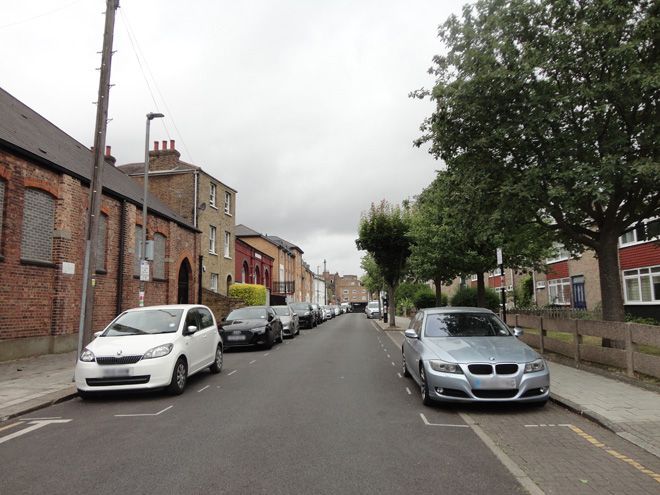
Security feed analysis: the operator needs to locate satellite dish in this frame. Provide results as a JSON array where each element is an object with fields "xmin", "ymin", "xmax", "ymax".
[{"xmin": 198, "ymin": 203, "xmax": 206, "ymax": 211}]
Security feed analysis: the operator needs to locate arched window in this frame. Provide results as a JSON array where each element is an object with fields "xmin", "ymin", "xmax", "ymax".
[
  {"xmin": 21, "ymin": 188, "xmax": 55, "ymax": 263},
  {"xmin": 242, "ymin": 261, "xmax": 250, "ymax": 283},
  {"xmin": 254, "ymin": 265, "xmax": 261, "ymax": 285},
  {"xmin": 153, "ymin": 232, "xmax": 166, "ymax": 279}
]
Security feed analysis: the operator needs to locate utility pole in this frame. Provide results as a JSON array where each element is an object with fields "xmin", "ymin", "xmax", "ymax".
[{"xmin": 77, "ymin": 0, "xmax": 120, "ymax": 357}]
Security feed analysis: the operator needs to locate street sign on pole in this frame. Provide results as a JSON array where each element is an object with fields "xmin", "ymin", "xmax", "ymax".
[{"xmin": 140, "ymin": 260, "xmax": 150, "ymax": 282}]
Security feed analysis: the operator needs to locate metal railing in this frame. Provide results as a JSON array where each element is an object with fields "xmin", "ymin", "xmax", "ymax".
[{"xmin": 273, "ymin": 281, "xmax": 295, "ymax": 295}]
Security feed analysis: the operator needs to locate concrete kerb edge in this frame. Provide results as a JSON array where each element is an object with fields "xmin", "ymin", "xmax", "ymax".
[{"xmin": 0, "ymin": 386, "xmax": 78, "ymax": 422}]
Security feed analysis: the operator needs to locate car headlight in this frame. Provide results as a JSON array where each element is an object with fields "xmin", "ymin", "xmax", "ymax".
[
  {"xmin": 253, "ymin": 326, "xmax": 266, "ymax": 334},
  {"xmin": 524, "ymin": 358, "xmax": 546, "ymax": 373},
  {"xmin": 428, "ymin": 359, "xmax": 463, "ymax": 374},
  {"xmin": 80, "ymin": 348, "xmax": 95, "ymax": 362},
  {"xmin": 144, "ymin": 343, "xmax": 174, "ymax": 359}
]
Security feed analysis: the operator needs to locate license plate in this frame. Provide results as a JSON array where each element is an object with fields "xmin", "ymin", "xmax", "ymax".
[
  {"xmin": 102, "ymin": 367, "xmax": 132, "ymax": 378},
  {"xmin": 227, "ymin": 335, "xmax": 246, "ymax": 341},
  {"xmin": 474, "ymin": 377, "xmax": 516, "ymax": 389}
]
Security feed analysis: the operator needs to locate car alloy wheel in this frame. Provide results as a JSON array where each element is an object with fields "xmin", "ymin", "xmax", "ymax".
[
  {"xmin": 419, "ymin": 365, "xmax": 432, "ymax": 406},
  {"xmin": 209, "ymin": 345, "xmax": 223, "ymax": 374},
  {"xmin": 166, "ymin": 358, "xmax": 187, "ymax": 395},
  {"xmin": 402, "ymin": 351, "xmax": 411, "ymax": 377}
]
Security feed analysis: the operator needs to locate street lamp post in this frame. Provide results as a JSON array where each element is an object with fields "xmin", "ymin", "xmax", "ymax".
[{"xmin": 139, "ymin": 112, "xmax": 164, "ymax": 306}]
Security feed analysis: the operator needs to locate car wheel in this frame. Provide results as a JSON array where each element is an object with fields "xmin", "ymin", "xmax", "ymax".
[
  {"xmin": 419, "ymin": 364, "xmax": 433, "ymax": 406},
  {"xmin": 264, "ymin": 330, "xmax": 274, "ymax": 350},
  {"xmin": 77, "ymin": 389, "xmax": 95, "ymax": 400},
  {"xmin": 166, "ymin": 358, "xmax": 187, "ymax": 395},
  {"xmin": 276, "ymin": 328, "xmax": 283, "ymax": 344},
  {"xmin": 402, "ymin": 350, "xmax": 411, "ymax": 377},
  {"xmin": 209, "ymin": 344, "xmax": 223, "ymax": 374}
]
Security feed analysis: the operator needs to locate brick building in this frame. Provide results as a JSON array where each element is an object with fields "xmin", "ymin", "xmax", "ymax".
[
  {"xmin": 235, "ymin": 237, "xmax": 274, "ymax": 288},
  {"xmin": 117, "ymin": 141, "xmax": 237, "ymax": 295},
  {"xmin": 0, "ymin": 87, "xmax": 200, "ymax": 361}
]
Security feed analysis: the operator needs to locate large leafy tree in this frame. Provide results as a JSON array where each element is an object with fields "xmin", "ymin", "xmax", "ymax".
[
  {"xmin": 356, "ymin": 200, "xmax": 412, "ymax": 326},
  {"xmin": 413, "ymin": 0, "xmax": 660, "ymax": 321},
  {"xmin": 409, "ymin": 169, "xmax": 554, "ymax": 308}
]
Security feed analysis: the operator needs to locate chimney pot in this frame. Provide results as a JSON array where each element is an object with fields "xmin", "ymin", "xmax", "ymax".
[
  {"xmin": 105, "ymin": 145, "xmax": 111, "ymax": 155},
  {"xmin": 154, "ymin": 141, "xmax": 159, "ymax": 151},
  {"xmin": 162, "ymin": 140, "xmax": 167, "ymax": 150},
  {"xmin": 170, "ymin": 139, "xmax": 175, "ymax": 149}
]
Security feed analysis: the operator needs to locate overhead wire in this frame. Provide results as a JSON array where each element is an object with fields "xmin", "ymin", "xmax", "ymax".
[{"xmin": 117, "ymin": 4, "xmax": 196, "ymax": 166}]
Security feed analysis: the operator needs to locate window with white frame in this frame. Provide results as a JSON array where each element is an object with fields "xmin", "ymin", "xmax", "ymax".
[
  {"xmin": 209, "ymin": 226, "xmax": 216, "ymax": 254},
  {"xmin": 224, "ymin": 231, "xmax": 230, "ymax": 258},
  {"xmin": 548, "ymin": 278, "xmax": 571, "ymax": 305},
  {"xmin": 623, "ymin": 266, "xmax": 660, "ymax": 303},
  {"xmin": 224, "ymin": 191, "xmax": 231, "ymax": 215},
  {"xmin": 620, "ymin": 218, "xmax": 660, "ymax": 247},
  {"xmin": 471, "ymin": 274, "xmax": 478, "ymax": 281},
  {"xmin": 547, "ymin": 244, "xmax": 570, "ymax": 264},
  {"xmin": 210, "ymin": 183, "xmax": 217, "ymax": 208},
  {"xmin": 210, "ymin": 273, "xmax": 218, "ymax": 292}
]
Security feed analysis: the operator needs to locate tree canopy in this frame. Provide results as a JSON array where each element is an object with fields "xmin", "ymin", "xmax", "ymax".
[{"xmin": 412, "ymin": 0, "xmax": 660, "ymax": 321}]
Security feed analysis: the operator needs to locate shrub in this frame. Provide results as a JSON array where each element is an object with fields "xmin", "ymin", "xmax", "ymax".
[
  {"xmin": 228, "ymin": 284, "xmax": 267, "ymax": 306},
  {"xmin": 450, "ymin": 286, "xmax": 500, "ymax": 312},
  {"xmin": 413, "ymin": 288, "xmax": 437, "ymax": 309}
]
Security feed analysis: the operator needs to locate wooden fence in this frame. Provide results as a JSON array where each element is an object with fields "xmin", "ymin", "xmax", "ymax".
[{"xmin": 510, "ymin": 314, "xmax": 660, "ymax": 379}]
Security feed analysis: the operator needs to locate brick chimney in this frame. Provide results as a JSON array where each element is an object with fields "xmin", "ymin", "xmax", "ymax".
[
  {"xmin": 103, "ymin": 145, "xmax": 116, "ymax": 166},
  {"xmin": 148, "ymin": 138, "xmax": 181, "ymax": 171}
]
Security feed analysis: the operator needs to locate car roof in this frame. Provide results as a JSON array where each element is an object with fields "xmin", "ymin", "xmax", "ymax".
[
  {"xmin": 420, "ymin": 307, "xmax": 495, "ymax": 315},
  {"xmin": 124, "ymin": 304, "xmax": 205, "ymax": 312}
]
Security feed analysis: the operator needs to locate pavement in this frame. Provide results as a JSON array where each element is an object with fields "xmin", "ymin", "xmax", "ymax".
[{"xmin": 1, "ymin": 315, "xmax": 660, "ymax": 461}]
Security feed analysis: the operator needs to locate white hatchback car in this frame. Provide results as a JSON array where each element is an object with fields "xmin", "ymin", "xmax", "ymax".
[{"xmin": 75, "ymin": 304, "xmax": 223, "ymax": 398}]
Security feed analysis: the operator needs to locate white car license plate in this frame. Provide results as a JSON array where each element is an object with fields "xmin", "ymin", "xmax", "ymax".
[
  {"xmin": 102, "ymin": 367, "xmax": 132, "ymax": 378},
  {"xmin": 475, "ymin": 377, "xmax": 516, "ymax": 389},
  {"xmin": 227, "ymin": 335, "xmax": 246, "ymax": 341}
]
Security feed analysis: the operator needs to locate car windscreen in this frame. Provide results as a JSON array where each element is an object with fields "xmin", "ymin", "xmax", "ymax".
[
  {"xmin": 103, "ymin": 309, "xmax": 183, "ymax": 336},
  {"xmin": 273, "ymin": 307, "xmax": 291, "ymax": 316},
  {"xmin": 424, "ymin": 313, "xmax": 511, "ymax": 337},
  {"xmin": 227, "ymin": 307, "xmax": 267, "ymax": 320},
  {"xmin": 290, "ymin": 303, "xmax": 308, "ymax": 310}
]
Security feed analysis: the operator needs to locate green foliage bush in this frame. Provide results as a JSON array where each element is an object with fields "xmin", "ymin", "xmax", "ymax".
[
  {"xmin": 228, "ymin": 284, "xmax": 267, "ymax": 306},
  {"xmin": 449, "ymin": 286, "xmax": 500, "ymax": 312},
  {"xmin": 626, "ymin": 314, "xmax": 660, "ymax": 326},
  {"xmin": 413, "ymin": 288, "xmax": 438, "ymax": 309}
]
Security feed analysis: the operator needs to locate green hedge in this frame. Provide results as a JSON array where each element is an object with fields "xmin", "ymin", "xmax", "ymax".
[{"xmin": 228, "ymin": 284, "xmax": 267, "ymax": 306}]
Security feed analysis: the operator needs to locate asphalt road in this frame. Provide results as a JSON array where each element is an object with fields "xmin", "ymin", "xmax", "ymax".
[{"xmin": 2, "ymin": 313, "xmax": 660, "ymax": 494}]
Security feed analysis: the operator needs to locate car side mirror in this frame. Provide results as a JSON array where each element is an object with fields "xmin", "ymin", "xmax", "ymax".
[
  {"xmin": 404, "ymin": 329, "xmax": 419, "ymax": 340},
  {"xmin": 513, "ymin": 327, "xmax": 524, "ymax": 338},
  {"xmin": 186, "ymin": 325, "xmax": 198, "ymax": 334},
  {"xmin": 221, "ymin": 317, "xmax": 227, "ymax": 322},
  {"xmin": 94, "ymin": 331, "xmax": 103, "ymax": 339},
  {"xmin": 292, "ymin": 312, "xmax": 298, "ymax": 317}
]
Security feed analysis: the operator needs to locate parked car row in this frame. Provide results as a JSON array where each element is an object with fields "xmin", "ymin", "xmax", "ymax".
[{"xmin": 75, "ymin": 302, "xmax": 339, "ymax": 398}]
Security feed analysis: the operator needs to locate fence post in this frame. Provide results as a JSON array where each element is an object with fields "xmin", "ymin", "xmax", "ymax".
[
  {"xmin": 539, "ymin": 316, "xmax": 545, "ymax": 354},
  {"xmin": 573, "ymin": 319, "xmax": 580, "ymax": 363}
]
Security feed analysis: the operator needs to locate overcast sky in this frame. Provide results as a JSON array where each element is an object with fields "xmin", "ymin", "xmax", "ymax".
[{"xmin": 2, "ymin": 0, "xmax": 465, "ymax": 277}]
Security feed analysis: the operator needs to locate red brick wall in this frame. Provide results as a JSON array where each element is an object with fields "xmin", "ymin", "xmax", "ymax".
[{"xmin": 0, "ymin": 148, "xmax": 200, "ymax": 360}]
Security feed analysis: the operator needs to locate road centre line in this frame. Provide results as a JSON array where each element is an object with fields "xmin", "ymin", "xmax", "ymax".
[
  {"xmin": 115, "ymin": 406, "xmax": 173, "ymax": 417},
  {"xmin": 228, "ymin": 370, "xmax": 237, "ymax": 376},
  {"xmin": 197, "ymin": 385, "xmax": 210, "ymax": 393},
  {"xmin": 249, "ymin": 360, "xmax": 256, "ymax": 364},
  {"xmin": 0, "ymin": 419, "xmax": 72, "ymax": 445}
]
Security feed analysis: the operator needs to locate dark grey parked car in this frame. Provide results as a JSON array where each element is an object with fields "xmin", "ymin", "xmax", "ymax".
[
  {"xmin": 219, "ymin": 306, "xmax": 283, "ymax": 349},
  {"xmin": 402, "ymin": 307, "xmax": 550, "ymax": 406}
]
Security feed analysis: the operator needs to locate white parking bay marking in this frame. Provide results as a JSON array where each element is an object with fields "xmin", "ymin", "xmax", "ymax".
[
  {"xmin": 198, "ymin": 385, "xmax": 210, "ymax": 393},
  {"xmin": 0, "ymin": 419, "xmax": 72, "ymax": 445},
  {"xmin": 115, "ymin": 405, "xmax": 173, "ymax": 417},
  {"xmin": 228, "ymin": 370, "xmax": 237, "ymax": 376},
  {"xmin": 420, "ymin": 413, "xmax": 469, "ymax": 428}
]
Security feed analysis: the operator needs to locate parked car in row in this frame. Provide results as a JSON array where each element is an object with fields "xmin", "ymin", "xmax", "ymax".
[
  {"xmin": 220, "ymin": 305, "xmax": 283, "ymax": 349},
  {"xmin": 365, "ymin": 301, "xmax": 380, "ymax": 319},
  {"xmin": 290, "ymin": 302, "xmax": 316, "ymax": 328},
  {"xmin": 273, "ymin": 305, "xmax": 300, "ymax": 338},
  {"xmin": 402, "ymin": 307, "xmax": 550, "ymax": 406},
  {"xmin": 311, "ymin": 303, "xmax": 323, "ymax": 325},
  {"xmin": 322, "ymin": 305, "xmax": 334, "ymax": 320},
  {"xmin": 75, "ymin": 304, "xmax": 223, "ymax": 398}
]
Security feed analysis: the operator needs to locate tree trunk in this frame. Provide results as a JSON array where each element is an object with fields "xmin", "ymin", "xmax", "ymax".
[
  {"xmin": 434, "ymin": 276, "xmax": 443, "ymax": 307},
  {"xmin": 596, "ymin": 233, "xmax": 626, "ymax": 322},
  {"xmin": 477, "ymin": 273, "xmax": 486, "ymax": 308},
  {"xmin": 388, "ymin": 283, "xmax": 396, "ymax": 328}
]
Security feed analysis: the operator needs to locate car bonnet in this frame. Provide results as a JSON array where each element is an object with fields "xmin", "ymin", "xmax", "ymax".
[{"xmin": 424, "ymin": 336, "xmax": 541, "ymax": 364}]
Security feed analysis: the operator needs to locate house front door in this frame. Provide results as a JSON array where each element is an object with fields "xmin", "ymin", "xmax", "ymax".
[{"xmin": 572, "ymin": 275, "xmax": 586, "ymax": 309}]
